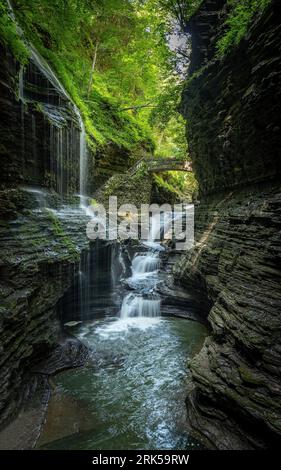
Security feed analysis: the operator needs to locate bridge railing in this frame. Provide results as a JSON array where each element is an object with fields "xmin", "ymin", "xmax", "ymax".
[{"xmin": 128, "ymin": 157, "xmax": 193, "ymax": 175}]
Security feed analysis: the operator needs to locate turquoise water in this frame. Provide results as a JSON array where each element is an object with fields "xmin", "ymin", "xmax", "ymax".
[{"xmin": 38, "ymin": 315, "xmax": 207, "ymax": 450}]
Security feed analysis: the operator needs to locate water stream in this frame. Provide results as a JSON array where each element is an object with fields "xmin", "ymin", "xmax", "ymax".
[
  {"xmin": 9, "ymin": 0, "xmax": 207, "ymax": 450},
  {"xmin": 13, "ymin": 0, "xmax": 88, "ymax": 202},
  {"xmin": 37, "ymin": 216, "xmax": 207, "ymax": 450},
  {"xmin": 38, "ymin": 317, "xmax": 206, "ymax": 450}
]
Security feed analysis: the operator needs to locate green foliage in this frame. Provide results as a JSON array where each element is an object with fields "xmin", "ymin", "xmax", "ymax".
[
  {"xmin": 150, "ymin": 77, "xmax": 182, "ymax": 129},
  {"xmin": 154, "ymin": 173, "xmax": 179, "ymax": 197},
  {"xmin": 11, "ymin": 0, "xmax": 163, "ymax": 149},
  {"xmin": 1, "ymin": 0, "xmax": 200, "ymax": 196},
  {"xmin": 217, "ymin": 0, "xmax": 271, "ymax": 56},
  {"xmin": 149, "ymin": 75, "xmax": 189, "ymax": 161},
  {"xmin": 154, "ymin": 115, "xmax": 188, "ymax": 160},
  {"xmin": 0, "ymin": 0, "xmax": 28, "ymax": 62},
  {"xmin": 153, "ymin": 170, "xmax": 198, "ymax": 201},
  {"xmin": 146, "ymin": 1, "xmax": 208, "ymax": 163},
  {"xmin": 7, "ymin": 0, "xmax": 202, "ymax": 159}
]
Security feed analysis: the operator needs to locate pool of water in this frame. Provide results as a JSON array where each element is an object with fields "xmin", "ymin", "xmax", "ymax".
[{"xmin": 37, "ymin": 315, "xmax": 207, "ymax": 450}]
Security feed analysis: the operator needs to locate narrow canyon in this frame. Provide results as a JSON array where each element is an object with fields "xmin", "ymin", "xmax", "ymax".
[{"xmin": 0, "ymin": 0, "xmax": 280, "ymax": 451}]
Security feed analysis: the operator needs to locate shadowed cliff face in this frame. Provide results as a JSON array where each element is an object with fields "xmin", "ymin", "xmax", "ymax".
[
  {"xmin": 182, "ymin": 0, "xmax": 281, "ymax": 195},
  {"xmin": 0, "ymin": 38, "xmax": 92, "ymax": 431},
  {"xmin": 177, "ymin": 0, "xmax": 281, "ymax": 449}
]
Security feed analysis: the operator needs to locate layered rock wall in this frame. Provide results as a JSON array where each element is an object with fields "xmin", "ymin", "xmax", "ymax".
[
  {"xmin": 0, "ymin": 42, "xmax": 87, "ymax": 196},
  {"xmin": 177, "ymin": 0, "xmax": 281, "ymax": 449},
  {"xmin": 0, "ymin": 37, "xmax": 90, "ymax": 429}
]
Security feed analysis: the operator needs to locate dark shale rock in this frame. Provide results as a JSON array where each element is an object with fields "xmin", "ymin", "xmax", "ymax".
[
  {"xmin": 0, "ymin": 15, "xmax": 147, "ymax": 433},
  {"xmin": 0, "ymin": 33, "xmax": 92, "ymax": 430},
  {"xmin": 0, "ymin": 41, "xmax": 86, "ymax": 195},
  {"xmin": 0, "ymin": 192, "xmax": 90, "ymax": 430},
  {"xmin": 187, "ymin": 0, "xmax": 228, "ymax": 75},
  {"xmin": 0, "ymin": 335, "xmax": 89, "ymax": 450},
  {"xmin": 94, "ymin": 163, "xmax": 153, "ymax": 208},
  {"xmin": 182, "ymin": 0, "xmax": 281, "ymax": 195},
  {"xmin": 177, "ymin": 0, "xmax": 281, "ymax": 449}
]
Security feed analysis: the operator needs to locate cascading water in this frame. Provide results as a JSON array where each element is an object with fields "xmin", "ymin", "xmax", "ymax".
[
  {"xmin": 120, "ymin": 214, "xmax": 164, "ymax": 320},
  {"xmin": 131, "ymin": 253, "xmax": 160, "ymax": 277},
  {"xmin": 38, "ymin": 208, "xmax": 207, "ymax": 450},
  {"xmin": 10, "ymin": 0, "xmax": 88, "ymax": 203},
  {"xmin": 77, "ymin": 111, "xmax": 88, "ymax": 209},
  {"xmin": 120, "ymin": 293, "xmax": 161, "ymax": 318}
]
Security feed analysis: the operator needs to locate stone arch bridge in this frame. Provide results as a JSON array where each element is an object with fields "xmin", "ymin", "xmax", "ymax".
[{"xmin": 130, "ymin": 158, "xmax": 193, "ymax": 175}]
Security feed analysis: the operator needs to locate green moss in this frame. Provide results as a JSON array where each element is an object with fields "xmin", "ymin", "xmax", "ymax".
[
  {"xmin": 29, "ymin": 237, "xmax": 49, "ymax": 248},
  {"xmin": 8, "ymin": 0, "xmax": 155, "ymax": 152},
  {"xmin": 46, "ymin": 210, "xmax": 79, "ymax": 259},
  {"xmin": 0, "ymin": 0, "xmax": 29, "ymax": 63},
  {"xmin": 96, "ymin": 163, "xmax": 152, "ymax": 207},
  {"xmin": 239, "ymin": 365, "xmax": 263, "ymax": 385},
  {"xmin": 153, "ymin": 171, "xmax": 198, "ymax": 202},
  {"xmin": 153, "ymin": 174, "xmax": 179, "ymax": 197},
  {"xmin": 216, "ymin": 0, "xmax": 272, "ymax": 57}
]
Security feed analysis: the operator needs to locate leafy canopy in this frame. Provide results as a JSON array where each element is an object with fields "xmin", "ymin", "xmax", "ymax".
[
  {"xmin": 7, "ymin": 0, "xmax": 206, "ymax": 159},
  {"xmin": 1, "ymin": 0, "xmax": 206, "ymax": 196}
]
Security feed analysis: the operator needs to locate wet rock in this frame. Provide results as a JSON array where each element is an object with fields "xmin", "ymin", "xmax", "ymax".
[
  {"xmin": 178, "ymin": 0, "xmax": 281, "ymax": 449},
  {"xmin": 0, "ymin": 335, "xmax": 89, "ymax": 450},
  {"xmin": 0, "ymin": 199, "xmax": 90, "ymax": 429}
]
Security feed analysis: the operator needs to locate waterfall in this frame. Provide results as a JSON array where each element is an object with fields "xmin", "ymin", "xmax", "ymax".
[
  {"xmin": 119, "ymin": 210, "xmax": 188, "ymax": 320},
  {"xmin": 131, "ymin": 253, "xmax": 160, "ymax": 279},
  {"xmin": 120, "ymin": 213, "xmax": 164, "ymax": 320},
  {"xmin": 118, "ymin": 249, "xmax": 127, "ymax": 280},
  {"xmin": 77, "ymin": 113, "xmax": 88, "ymax": 209},
  {"xmin": 78, "ymin": 250, "xmax": 90, "ymax": 318},
  {"xmin": 22, "ymin": 187, "xmax": 48, "ymax": 210},
  {"xmin": 149, "ymin": 213, "xmax": 161, "ymax": 242},
  {"xmin": 9, "ymin": 0, "xmax": 88, "ymax": 202},
  {"xmin": 19, "ymin": 66, "xmax": 24, "ymax": 101},
  {"xmin": 121, "ymin": 293, "xmax": 160, "ymax": 319}
]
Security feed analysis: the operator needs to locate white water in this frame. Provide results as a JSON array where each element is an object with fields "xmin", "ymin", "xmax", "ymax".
[
  {"xmin": 9, "ymin": 0, "xmax": 88, "ymax": 205},
  {"xmin": 18, "ymin": 66, "xmax": 24, "ymax": 101},
  {"xmin": 77, "ymin": 111, "xmax": 88, "ymax": 210},
  {"xmin": 121, "ymin": 293, "xmax": 161, "ymax": 319},
  {"xmin": 21, "ymin": 186, "xmax": 49, "ymax": 210},
  {"xmin": 95, "ymin": 316, "xmax": 162, "ymax": 337},
  {"xmin": 118, "ymin": 250, "xmax": 127, "ymax": 280},
  {"xmin": 120, "ymin": 214, "xmax": 163, "ymax": 320},
  {"xmin": 131, "ymin": 253, "xmax": 160, "ymax": 278},
  {"xmin": 120, "ymin": 210, "xmax": 189, "ymax": 321}
]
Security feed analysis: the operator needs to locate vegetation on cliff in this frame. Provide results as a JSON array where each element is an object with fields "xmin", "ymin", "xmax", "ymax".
[
  {"xmin": 0, "ymin": 0, "xmax": 28, "ymax": 61},
  {"xmin": 0, "ymin": 0, "xmax": 206, "ymax": 198},
  {"xmin": 0, "ymin": 0, "xmax": 272, "ymax": 199},
  {"xmin": 217, "ymin": 0, "xmax": 272, "ymax": 56},
  {"xmin": 1, "ymin": 0, "xmax": 193, "ymax": 160}
]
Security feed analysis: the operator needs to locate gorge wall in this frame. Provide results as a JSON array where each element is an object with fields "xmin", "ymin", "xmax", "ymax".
[
  {"xmin": 176, "ymin": 0, "xmax": 281, "ymax": 449},
  {"xmin": 0, "ymin": 41, "xmax": 89, "ymax": 195},
  {"xmin": 0, "ymin": 37, "xmax": 92, "ymax": 433}
]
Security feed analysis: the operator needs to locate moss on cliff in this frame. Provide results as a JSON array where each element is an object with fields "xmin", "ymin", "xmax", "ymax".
[
  {"xmin": 153, "ymin": 172, "xmax": 198, "ymax": 203},
  {"xmin": 6, "ymin": 0, "xmax": 164, "ymax": 153},
  {"xmin": 217, "ymin": 0, "xmax": 272, "ymax": 56},
  {"xmin": 46, "ymin": 210, "xmax": 80, "ymax": 260},
  {"xmin": 94, "ymin": 163, "xmax": 152, "ymax": 208},
  {"xmin": 0, "ymin": 0, "xmax": 28, "ymax": 62}
]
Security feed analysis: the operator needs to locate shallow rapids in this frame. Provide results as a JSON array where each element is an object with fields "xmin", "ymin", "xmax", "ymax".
[{"xmin": 37, "ymin": 316, "xmax": 207, "ymax": 450}]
